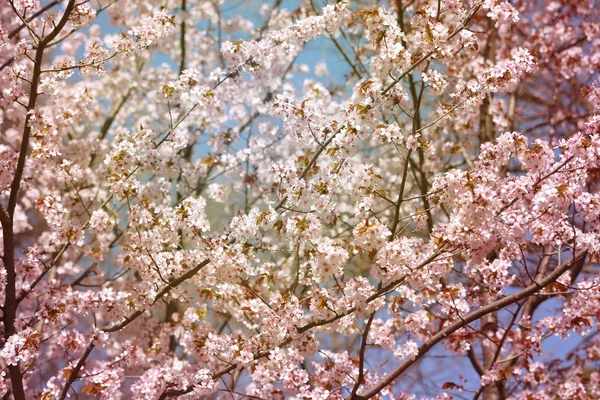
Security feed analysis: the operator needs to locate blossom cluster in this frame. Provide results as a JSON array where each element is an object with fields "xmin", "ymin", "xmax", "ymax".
[{"xmin": 0, "ymin": 0, "xmax": 599, "ymax": 399}]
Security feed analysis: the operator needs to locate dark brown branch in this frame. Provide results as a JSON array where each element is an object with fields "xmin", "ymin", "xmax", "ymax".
[
  {"xmin": 178, "ymin": 0, "xmax": 187, "ymax": 74},
  {"xmin": 0, "ymin": 1, "xmax": 62, "ymax": 73},
  {"xmin": 2, "ymin": 3, "xmax": 77, "ymax": 399},
  {"xmin": 8, "ymin": 1, "xmax": 61, "ymax": 39},
  {"xmin": 468, "ymin": 347, "xmax": 485, "ymax": 376},
  {"xmin": 8, "ymin": 0, "xmax": 76, "ymax": 217},
  {"xmin": 0, "ymin": 204, "xmax": 24, "ymax": 399},
  {"xmin": 102, "ymin": 258, "xmax": 211, "ymax": 332},
  {"xmin": 58, "ymin": 340, "xmax": 96, "ymax": 400},
  {"xmin": 354, "ymin": 250, "xmax": 588, "ymax": 399},
  {"xmin": 350, "ymin": 312, "xmax": 376, "ymax": 397}
]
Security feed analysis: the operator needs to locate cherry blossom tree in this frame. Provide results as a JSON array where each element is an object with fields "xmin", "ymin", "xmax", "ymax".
[{"xmin": 1, "ymin": 0, "xmax": 599, "ymax": 399}]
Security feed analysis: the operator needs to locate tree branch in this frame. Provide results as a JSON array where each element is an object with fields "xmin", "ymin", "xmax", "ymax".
[{"xmin": 354, "ymin": 250, "xmax": 588, "ymax": 399}]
